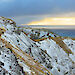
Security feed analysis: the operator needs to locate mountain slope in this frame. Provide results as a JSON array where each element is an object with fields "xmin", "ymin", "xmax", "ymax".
[
  {"xmin": 0, "ymin": 17, "xmax": 52, "ymax": 75},
  {"xmin": 0, "ymin": 17, "xmax": 75, "ymax": 75}
]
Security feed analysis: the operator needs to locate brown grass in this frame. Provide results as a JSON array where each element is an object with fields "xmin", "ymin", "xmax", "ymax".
[{"xmin": 51, "ymin": 37, "xmax": 73, "ymax": 55}]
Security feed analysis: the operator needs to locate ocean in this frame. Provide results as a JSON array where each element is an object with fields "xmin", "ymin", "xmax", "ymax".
[{"xmin": 50, "ymin": 29, "xmax": 75, "ymax": 38}]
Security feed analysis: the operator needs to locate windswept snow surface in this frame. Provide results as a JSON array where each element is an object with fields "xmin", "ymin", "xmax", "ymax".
[
  {"xmin": 63, "ymin": 39, "xmax": 75, "ymax": 62},
  {"xmin": 0, "ymin": 17, "xmax": 51, "ymax": 75},
  {"xmin": 0, "ymin": 17, "xmax": 75, "ymax": 75},
  {"xmin": 36, "ymin": 38, "xmax": 75, "ymax": 75}
]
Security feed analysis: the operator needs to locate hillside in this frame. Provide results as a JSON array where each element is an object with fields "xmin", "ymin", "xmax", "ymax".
[{"xmin": 0, "ymin": 17, "xmax": 75, "ymax": 75}]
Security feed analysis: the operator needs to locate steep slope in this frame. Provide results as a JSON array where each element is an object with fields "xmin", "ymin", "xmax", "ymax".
[
  {"xmin": 0, "ymin": 17, "xmax": 75, "ymax": 75},
  {"xmin": 63, "ymin": 39, "xmax": 75, "ymax": 62},
  {"xmin": 52, "ymin": 37, "xmax": 73, "ymax": 55},
  {"xmin": 0, "ymin": 17, "xmax": 51, "ymax": 75},
  {"xmin": 22, "ymin": 25, "xmax": 75, "ymax": 75},
  {"xmin": 0, "ymin": 38, "xmax": 24, "ymax": 75},
  {"xmin": 36, "ymin": 38, "xmax": 75, "ymax": 75}
]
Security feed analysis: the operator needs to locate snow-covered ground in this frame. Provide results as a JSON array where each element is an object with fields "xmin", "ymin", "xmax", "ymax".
[
  {"xmin": 63, "ymin": 39, "xmax": 75, "ymax": 62},
  {"xmin": 0, "ymin": 17, "xmax": 75, "ymax": 75},
  {"xmin": 36, "ymin": 38, "xmax": 75, "ymax": 75}
]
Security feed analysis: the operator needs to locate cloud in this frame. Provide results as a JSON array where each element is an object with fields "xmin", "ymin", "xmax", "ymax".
[
  {"xmin": 13, "ymin": 15, "xmax": 46, "ymax": 24},
  {"xmin": 0, "ymin": 0, "xmax": 75, "ymax": 17},
  {"xmin": 27, "ymin": 17, "xmax": 75, "ymax": 25},
  {"xmin": 12, "ymin": 12, "xmax": 75, "ymax": 25},
  {"xmin": 0, "ymin": 0, "xmax": 75, "ymax": 24}
]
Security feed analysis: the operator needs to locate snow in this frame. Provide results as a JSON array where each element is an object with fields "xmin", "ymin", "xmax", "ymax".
[
  {"xmin": 63, "ymin": 39, "xmax": 75, "ymax": 54},
  {"xmin": 63, "ymin": 39, "xmax": 75, "ymax": 62},
  {"xmin": 36, "ymin": 38, "xmax": 75, "ymax": 75},
  {"xmin": 0, "ymin": 43, "xmax": 24, "ymax": 75},
  {"xmin": 0, "ymin": 17, "xmax": 75, "ymax": 75}
]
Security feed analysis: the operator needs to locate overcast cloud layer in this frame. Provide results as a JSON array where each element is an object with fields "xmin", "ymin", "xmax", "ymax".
[{"xmin": 0, "ymin": 0, "xmax": 75, "ymax": 24}]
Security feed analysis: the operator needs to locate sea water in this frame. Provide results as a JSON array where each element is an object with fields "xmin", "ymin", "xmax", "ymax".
[{"xmin": 50, "ymin": 29, "xmax": 75, "ymax": 38}]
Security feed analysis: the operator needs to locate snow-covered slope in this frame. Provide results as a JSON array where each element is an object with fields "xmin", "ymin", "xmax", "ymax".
[
  {"xmin": 0, "ymin": 17, "xmax": 75, "ymax": 75},
  {"xmin": 0, "ymin": 17, "xmax": 51, "ymax": 75},
  {"xmin": 63, "ymin": 39, "xmax": 75, "ymax": 62},
  {"xmin": 36, "ymin": 38, "xmax": 75, "ymax": 75},
  {"xmin": 23, "ymin": 28, "xmax": 59, "ymax": 40},
  {"xmin": 0, "ymin": 40, "xmax": 24, "ymax": 75}
]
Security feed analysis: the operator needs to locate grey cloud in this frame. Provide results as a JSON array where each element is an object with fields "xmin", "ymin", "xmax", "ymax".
[{"xmin": 0, "ymin": 0, "xmax": 75, "ymax": 17}]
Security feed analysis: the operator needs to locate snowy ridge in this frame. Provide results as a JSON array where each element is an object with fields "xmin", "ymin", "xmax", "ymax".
[
  {"xmin": 36, "ymin": 38, "xmax": 75, "ymax": 75},
  {"xmin": 23, "ymin": 28, "xmax": 59, "ymax": 40},
  {"xmin": 0, "ymin": 17, "xmax": 75, "ymax": 75}
]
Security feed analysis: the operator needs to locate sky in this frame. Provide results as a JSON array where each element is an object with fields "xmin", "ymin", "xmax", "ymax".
[{"xmin": 0, "ymin": 0, "xmax": 75, "ymax": 25}]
